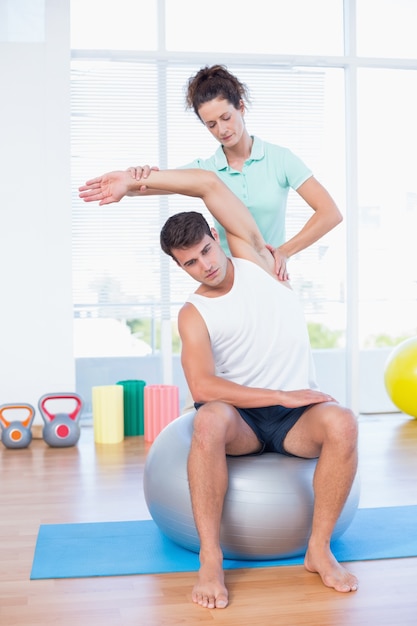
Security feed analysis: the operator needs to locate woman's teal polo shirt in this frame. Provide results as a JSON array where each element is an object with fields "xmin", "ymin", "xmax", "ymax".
[{"xmin": 182, "ymin": 136, "xmax": 312, "ymax": 252}]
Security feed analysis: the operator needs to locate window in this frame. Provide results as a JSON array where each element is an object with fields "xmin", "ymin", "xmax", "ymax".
[
  {"xmin": 71, "ymin": 59, "xmax": 346, "ymax": 354},
  {"xmin": 357, "ymin": 68, "xmax": 417, "ymax": 348},
  {"xmin": 70, "ymin": 0, "xmax": 158, "ymax": 50},
  {"xmin": 357, "ymin": 0, "xmax": 417, "ymax": 59},
  {"xmin": 165, "ymin": 0, "xmax": 344, "ymax": 56},
  {"xmin": 71, "ymin": 0, "xmax": 417, "ymax": 367}
]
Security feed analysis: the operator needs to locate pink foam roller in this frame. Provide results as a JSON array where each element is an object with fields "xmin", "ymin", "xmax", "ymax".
[{"xmin": 144, "ymin": 385, "xmax": 180, "ymax": 443}]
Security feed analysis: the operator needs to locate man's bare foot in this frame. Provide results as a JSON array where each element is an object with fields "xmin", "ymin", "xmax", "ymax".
[
  {"xmin": 192, "ymin": 552, "xmax": 228, "ymax": 609},
  {"xmin": 304, "ymin": 544, "xmax": 358, "ymax": 593}
]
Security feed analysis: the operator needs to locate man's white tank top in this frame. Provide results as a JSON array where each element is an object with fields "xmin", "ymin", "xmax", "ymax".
[{"xmin": 186, "ymin": 257, "xmax": 318, "ymax": 392}]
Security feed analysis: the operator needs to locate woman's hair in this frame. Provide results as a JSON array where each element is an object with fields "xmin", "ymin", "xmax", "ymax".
[
  {"xmin": 185, "ymin": 64, "xmax": 250, "ymax": 119},
  {"xmin": 160, "ymin": 211, "xmax": 214, "ymax": 261}
]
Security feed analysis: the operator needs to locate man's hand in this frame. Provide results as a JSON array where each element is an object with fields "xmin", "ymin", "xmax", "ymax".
[
  {"xmin": 126, "ymin": 164, "xmax": 159, "ymax": 192},
  {"xmin": 279, "ymin": 389, "xmax": 337, "ymax": 408},
  {"xmin": 79, "ymin": 170, "xmax": 132, "ymax": 206}
]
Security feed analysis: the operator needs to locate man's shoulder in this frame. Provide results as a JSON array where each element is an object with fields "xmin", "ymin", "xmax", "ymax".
[
  {"xmin": 178, "ymin": 300, "xmax": 202, "ymax": 324},
  {"xmin": 180, "ymin": 297, "xmax": 199, "ymax": 310},
  {"xmin": 231, "ymin": 256, "xmax": 273, "ymax": 279},
  {"xmin": 231, "ymin": 255, "xmax": 270, "ymax": 270},
  {"xmin": 232, "ymin": 256, "xmax": 292, "ymax": 291}
]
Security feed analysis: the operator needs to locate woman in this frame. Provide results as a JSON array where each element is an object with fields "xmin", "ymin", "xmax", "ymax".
[{"xmin": 129, "ymin": 64, "xmax": 342, "ymax": 281}]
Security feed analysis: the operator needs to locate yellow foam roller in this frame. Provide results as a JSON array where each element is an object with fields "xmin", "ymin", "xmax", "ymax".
[{"xmin": 92, "ymin": 385, "xmax": 124, "ymax": 443}]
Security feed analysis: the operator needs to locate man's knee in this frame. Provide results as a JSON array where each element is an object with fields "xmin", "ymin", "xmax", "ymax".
[
  {"xmin": 325, "ymin": 405, "xmax": 358, "ymax": 447},
  {"xmin": 193, "ymin": 401, "xmax": 236, "ymax": 443}
]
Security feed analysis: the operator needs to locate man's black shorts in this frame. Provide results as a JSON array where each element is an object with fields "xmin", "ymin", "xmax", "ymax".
[{"xmin": 194, "ymin": 402, "xmax": 312, "ymax": 457}]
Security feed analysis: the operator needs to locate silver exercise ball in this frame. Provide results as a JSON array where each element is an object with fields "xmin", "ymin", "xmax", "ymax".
[{"xmin": 143, "ymin": 410, "xmax": 360, "ymax": 560}]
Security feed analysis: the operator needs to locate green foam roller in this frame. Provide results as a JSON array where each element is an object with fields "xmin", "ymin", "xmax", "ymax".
[{"xmin": 116, "ymin": 380, "xmax": 146, "ymax": 436}]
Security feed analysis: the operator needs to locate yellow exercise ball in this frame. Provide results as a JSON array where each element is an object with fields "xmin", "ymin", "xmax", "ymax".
[{"xmin": 384, "ymin": 336, "xmax": 417, "ymax": 418}]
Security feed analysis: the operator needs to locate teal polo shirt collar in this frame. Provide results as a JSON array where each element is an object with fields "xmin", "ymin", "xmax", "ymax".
[{"xmin": 213, "ymin": 136, "xmax": 265, "ymax": 171}]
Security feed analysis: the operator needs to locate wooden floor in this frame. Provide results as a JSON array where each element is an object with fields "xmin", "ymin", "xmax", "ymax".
[{"xmin": 1, "ymin": 412, "xmax": 417, "ymax": 626}]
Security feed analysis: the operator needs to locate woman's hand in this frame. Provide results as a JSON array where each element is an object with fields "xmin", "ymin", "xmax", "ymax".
[
  {"xmin": 265, "ymin": 244, "xmax": 289, "ymax": 281},
  {"xmin": 126, "ymin": 164, "xmax": 159, "ymax": 192}
]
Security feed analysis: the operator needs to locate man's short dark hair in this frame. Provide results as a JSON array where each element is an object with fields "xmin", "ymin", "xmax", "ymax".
[{"xmin": 160, "ymin": 211, "xmax": 214, "ymax": 261}]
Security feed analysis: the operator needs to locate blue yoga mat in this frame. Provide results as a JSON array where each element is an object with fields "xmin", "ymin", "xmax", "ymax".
[{"xmin": 30, "ymin": 505, "xmax": 417, "ymax": 580}]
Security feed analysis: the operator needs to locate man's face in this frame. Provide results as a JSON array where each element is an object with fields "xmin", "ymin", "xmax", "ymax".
[{"xmin": 172, "ymin": 231, "xmax": 228, "ymax": 288}]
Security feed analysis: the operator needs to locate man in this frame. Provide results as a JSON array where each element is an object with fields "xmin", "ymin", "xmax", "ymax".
[{"xmin": 79, "ymin": 168, "xmax": 358, "ymax": 609}]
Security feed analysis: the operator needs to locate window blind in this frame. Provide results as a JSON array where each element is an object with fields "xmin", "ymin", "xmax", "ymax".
[{"xmin": 71, "ymin": 60, "xmax": 346, "ymax": 343}]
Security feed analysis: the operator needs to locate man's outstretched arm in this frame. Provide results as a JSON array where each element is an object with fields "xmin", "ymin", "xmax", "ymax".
[{"xmin": 79, "ymin": 168, "xmax": 274, "ymax": 271}]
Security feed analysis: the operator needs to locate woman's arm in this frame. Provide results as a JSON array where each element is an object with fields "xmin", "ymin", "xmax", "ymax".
[{"xmin": 273, "ymin": 176, "xmax": 342, "ymax": 279}]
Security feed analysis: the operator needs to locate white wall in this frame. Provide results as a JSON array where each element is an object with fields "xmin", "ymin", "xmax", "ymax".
[
  {"xmin": 313, "ymin": 348, "xmax": 398, "ymax": 414},
  {"xmin": 0, "ymin": 0, "xmax": 74, "ymax": 423}
]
